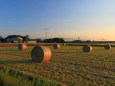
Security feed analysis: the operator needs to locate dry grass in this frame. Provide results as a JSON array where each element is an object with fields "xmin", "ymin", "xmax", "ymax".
[{"xmin": 0, "ymin": 44, "xmax": 115, "ymax": 86}]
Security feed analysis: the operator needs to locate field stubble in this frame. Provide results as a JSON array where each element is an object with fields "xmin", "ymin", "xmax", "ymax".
[{"xmin": 0, "ymin": 44, "xmax": 115, "ymax": 86}]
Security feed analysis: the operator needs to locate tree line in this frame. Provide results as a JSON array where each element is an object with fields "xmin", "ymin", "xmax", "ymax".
[
  {"xmin": 1, "ymin": 35, "xmax": 114, "ymax": 43},
  {"xmin": 36, "ymin": 38, "xmax": 65, "ymax": 43},
  {"xmin": 0, "ymin": 35, "xmax": 65, "ymax": 43}
]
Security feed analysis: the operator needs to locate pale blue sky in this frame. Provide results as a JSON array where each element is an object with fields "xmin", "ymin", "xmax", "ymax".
[{"xmin": 0, "ymin": 0, "xmax": 115, "ymax": 41}]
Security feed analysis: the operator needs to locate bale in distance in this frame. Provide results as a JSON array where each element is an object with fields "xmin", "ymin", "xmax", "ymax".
[
  {"xmin": 31, "ymin": 46, "xmax": 52, "ymax": 63},
  {"xmin": 104, "ymin": 44, "xmax": 111, "ymax": 49},
  {"xmin": 53, "ymin": 44, "xmax": 60, "ymax": 49},
  {"xmin": 83, "ymin": 45, "xmax": 92, "ymax": 52},
  {"xmin": 18, "ymin": 44, "xmax": 27, "ymax": 50}
]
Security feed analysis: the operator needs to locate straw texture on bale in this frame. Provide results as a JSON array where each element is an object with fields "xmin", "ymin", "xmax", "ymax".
[
  {"xmin": 104, "ymin": 44, "xmax": 111, "ymax": 49},
  {"xmin": 31, "ymin": 46, "xmax": 51, "ymax": 63},
  {"xmin": 53, "ymin": 44, "xmax": 60, "ymax": 49},
  {"xmin": 18, "ymin": 44, "xmax": 27, "ymax": 50},
  {"xmin": 83, "ymin": 45, "xmax": 92, "ymax": 52}
]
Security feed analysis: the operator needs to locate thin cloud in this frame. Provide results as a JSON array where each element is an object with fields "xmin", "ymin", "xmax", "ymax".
[{"xmin": 40, "ymin": 28, "xmax": 54, "ymax": 30}]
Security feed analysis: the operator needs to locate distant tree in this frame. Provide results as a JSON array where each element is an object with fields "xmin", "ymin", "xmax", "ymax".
[
  {"xmin": 22, "ymin": 36, "xmax": 26, "ymax": 43},
  {"xmin": 43, "ymin": 38, "xmax": 65, "ymax": 43},
  {"xmin": 5, "ymin": 35, "xmax": 21, "ymax": 38},
  {"xmin": 36, "ymin": 39, "xmax": 43, "ymax": 43},
  {"xmin": 22, "ymin": 35, "xmax": 30, "ymax": 43},
  {"xmin": 0, "ymin": 36, "xmax": 5, "ymax": 43},
  {"xmin": 1, "ymin": 38, "xmax": 5, "ymax": 42},
  {"xmin": 58, "ymin": 38, "xmax": 65, "ymax": 43},
  {"xmin": 26, "ymin": 35, "xmax": 30, "ymax": 40},
  {"xmin": 0, "ymin": 36, "xmax": 2, "ymax": 41},
  {"xmin": 72, "ymin": 40, "xmax": 82, "ymax": 43},
  {"xmin": 85, "ymin": 40, "xmax": 91, "ymax": 43},
  {"xmin": 43, "ymin": 38, "xmax": 51, "ymax": 43}
]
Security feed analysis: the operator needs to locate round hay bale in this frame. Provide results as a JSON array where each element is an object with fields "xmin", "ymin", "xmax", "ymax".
[
  {"xmin": 83, "ymin": 45, "xmax": 92, "ymax": 52},
  {"xmin": 53, "ymin": 44, "xmax": 60, "ymax": 49},
  {"xmin": 104, "ymin": 44, "xmax": 111, "ymax": 49},
  {"xmin": 18, "ymin": 44, "xmax": 27, "ymax": 50},
  {"xmin": 31, "ymin": 46, "xmax": 51, "ymax": 63}
]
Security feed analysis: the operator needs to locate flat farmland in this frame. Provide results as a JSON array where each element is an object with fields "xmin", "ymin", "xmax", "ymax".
[{"xmin": 0, "ymin": 44, "xmax": 115, "ymax": 86}]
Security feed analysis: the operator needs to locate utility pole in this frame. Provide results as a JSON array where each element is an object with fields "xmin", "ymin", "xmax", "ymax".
[
  {"xmin": 102, "ymin": 38, "xmax": 104, "ymax": 41},
  {"xmin": 41, "ymin": 28, "xmax": 53, "ymax": 43},
  {"xmin": 78, "ymin": 36, "xmax": 80, "ymax": 40}
]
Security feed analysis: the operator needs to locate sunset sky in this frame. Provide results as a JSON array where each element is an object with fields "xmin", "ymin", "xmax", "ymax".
[{"xmin": 0, "ymin": 0, "xmax": 115, "ymax": 41}]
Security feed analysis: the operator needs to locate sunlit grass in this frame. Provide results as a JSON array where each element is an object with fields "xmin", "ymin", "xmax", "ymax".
[{"xmin": 0, "ymin": 44, "xmax": 114, "ymax": 86}]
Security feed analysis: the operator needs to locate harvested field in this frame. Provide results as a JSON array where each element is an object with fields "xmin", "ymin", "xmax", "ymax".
[{"xmin": 0, "ymin": 44, "xmax": 115, "ymax": 86}]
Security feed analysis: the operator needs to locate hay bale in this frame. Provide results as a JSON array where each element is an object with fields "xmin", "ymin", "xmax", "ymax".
[
  {"xmin": 53, "ymin": 44, "xmax": 60, "ymax": 49},
  {"xmin": 83, "ymin": 45, "xmax": 92, "ymax": 52},
  {"xmin": 104, "ymin": 44, "xmax": 111, "ymax": 49},
  {"xmin": 31, "ymin": 46, "xmax": 51, "ymax": 63},
  {"xmin": 18, "ymin": 44, "xmax": 27, "ymax": 50}
]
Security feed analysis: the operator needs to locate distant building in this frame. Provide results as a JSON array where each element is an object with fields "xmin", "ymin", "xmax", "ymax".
[
  {"xmin": 26, "ymin": 41, "xmax": 37, "ymax": 43},
  {"xmin": 5, "ymin": 36, "xmax": 23, "ymax": 43},
  {"xmin": 26, "ymin": 39, "xmax": 36, "ymax": 43}
]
